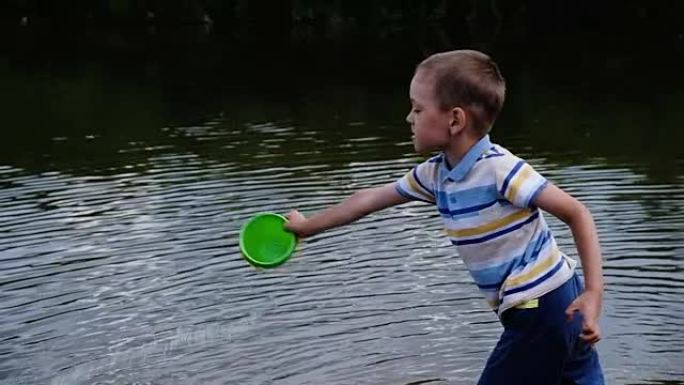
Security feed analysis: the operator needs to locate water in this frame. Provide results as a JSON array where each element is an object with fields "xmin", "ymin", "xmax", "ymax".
[{"xmin": 1, "ymin": 32, "xmax": 683, "ymax": 385}]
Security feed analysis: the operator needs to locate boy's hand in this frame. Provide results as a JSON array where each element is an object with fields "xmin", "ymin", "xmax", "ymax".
[
  {"xmin": 565, "ymin": 290, "xmax": 602, "ymax": 345},
  {"xmin": 284, "ymin": 209, "xmax": 309, "ymax": 238}
]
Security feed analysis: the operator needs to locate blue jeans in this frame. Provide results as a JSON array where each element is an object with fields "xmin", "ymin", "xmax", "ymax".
[{"xmin": 478, "ymin": 274, "xmax": 604, "ymax": 385}]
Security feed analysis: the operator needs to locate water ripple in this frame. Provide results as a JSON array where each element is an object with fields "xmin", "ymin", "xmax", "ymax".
[{"xmin": 1, "ymin": 121, "xmax": 682, "ymax": 385}]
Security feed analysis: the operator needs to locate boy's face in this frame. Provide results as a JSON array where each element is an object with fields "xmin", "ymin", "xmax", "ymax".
[{"xmin": 406, "ymin": 70, "xmax": 452, "ymax": 154}]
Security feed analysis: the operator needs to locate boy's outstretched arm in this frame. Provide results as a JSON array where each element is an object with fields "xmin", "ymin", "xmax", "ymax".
[
  {"xmin": 285, "ymin": 182, "xmax": 410, "ymax": 238},
  {"xmin": 533, "ymin": 183, "xmax": 604, "ymax": 345}
]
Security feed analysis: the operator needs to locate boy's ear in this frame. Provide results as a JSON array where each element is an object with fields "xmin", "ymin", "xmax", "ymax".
[{"xmin": 449, "ymin": 107, "xmax": 467, "ymax": 136}]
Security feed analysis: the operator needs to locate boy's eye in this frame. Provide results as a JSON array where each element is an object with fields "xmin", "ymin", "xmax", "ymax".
[{"xmin": 412, "ymin": 108, "xmax": 421, "ymax": 114}]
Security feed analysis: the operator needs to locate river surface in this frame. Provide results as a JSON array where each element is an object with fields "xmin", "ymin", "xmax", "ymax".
[{"xmin": 1, "ymin": 31, "xmax": 683, "ymax": 385}]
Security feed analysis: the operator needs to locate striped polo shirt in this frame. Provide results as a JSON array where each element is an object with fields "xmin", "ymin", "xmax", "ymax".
[{"xmin": 396, "ymin": 135, "xmax": 577, "ymax": 315}]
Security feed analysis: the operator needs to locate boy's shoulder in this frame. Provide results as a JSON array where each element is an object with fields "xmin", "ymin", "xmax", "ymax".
[
  {"xmin": 412, "ymin": 143, "xmax": 535, "ymax": 187},
  {"xmin": 481, "ymin": 142, "xmax": 520, "ymax": 159},
  {"xmin": 413, "ymin": 153, "xmax": 444, "ymax": 174},
  {"xmin": 474, "ymin": 142, "xmax": 523, "ymax": 171},
  {"xmin": 426, "ymin": 153, "xmax": 444, "ymax": 164}
]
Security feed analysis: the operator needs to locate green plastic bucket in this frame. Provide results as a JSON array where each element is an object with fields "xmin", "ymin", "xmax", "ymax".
[{"xmin": 239, "ymin": 213, "xmax": 297, "ymax": 268}]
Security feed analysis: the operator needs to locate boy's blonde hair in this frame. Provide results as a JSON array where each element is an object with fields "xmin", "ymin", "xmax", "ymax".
[{"xmin": 417, "ymin": 50, "xmax": 506, "ymax": 136}]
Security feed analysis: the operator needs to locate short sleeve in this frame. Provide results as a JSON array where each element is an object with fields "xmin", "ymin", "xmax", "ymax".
[
  {"xmin": 395, "ymin": 158, "xmax": 438, "ymax": 204},
  {"xmin": 494, "ymin": 156, "xmax": 548, "ymax": 208}
]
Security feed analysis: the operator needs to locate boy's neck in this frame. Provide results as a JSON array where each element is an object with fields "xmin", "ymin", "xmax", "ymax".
[{"xmin": 443, "ymin": 134, "xmax": 481, "ymax": 169}]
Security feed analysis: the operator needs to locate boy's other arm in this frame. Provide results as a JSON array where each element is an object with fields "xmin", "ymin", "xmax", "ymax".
[
  {"xmin": 285, "ymin": 182, "xmax": 411, "ymax": 238},
  {"xmin": 533, "ymin": 183, "xmax": 604, "ymax": 345}
]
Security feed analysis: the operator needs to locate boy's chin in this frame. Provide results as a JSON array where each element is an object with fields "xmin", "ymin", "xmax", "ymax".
[{"xmin": 414, "ymin": 143, "xmax": 439, "ymax": 154}]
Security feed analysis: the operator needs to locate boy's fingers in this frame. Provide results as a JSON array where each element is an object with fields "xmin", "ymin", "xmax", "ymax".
[
  {"xmin": 565, "ymin": 302, "xmax": 579, "ymax": 322},
  {"xmin": 580, "ymin": 331, "xmax": 600, "ymax": 344},
  {"xmin": 579, "ymin": 333, "xmax": 593, "ymax": 343},
  {"xmin": 284, "ymin": 210, "xmax": 307, "ymax": 236},
  {"xmin": 285, "ymin": 210, "xmax": 298, "ymax": 224},
  {"xmin": 283, "ymin": 212, "xmax": 296, "ymax": 229},
  {"xmin": 288, "ymin": 209, "xmax": 306, "ymax": 222},
  {"xmin": 580, "ymin": 321, "xmax": 601, "ymax": 344}
]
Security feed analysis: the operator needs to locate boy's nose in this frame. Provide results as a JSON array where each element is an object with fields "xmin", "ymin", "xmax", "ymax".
[{"xmin": 405, "ymin": 112, "xmax": 413, "ymax": 124}]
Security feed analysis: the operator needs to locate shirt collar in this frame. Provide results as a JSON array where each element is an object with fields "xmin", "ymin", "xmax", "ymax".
[{"xmin": 441, "ymin": 135, "xmax": 492, "ymax": 183}]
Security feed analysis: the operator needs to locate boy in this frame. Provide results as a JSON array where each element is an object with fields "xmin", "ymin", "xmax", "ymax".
[{"xmin": 285, "ymin": 50, "xmax": 604, "ymax": 385}]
